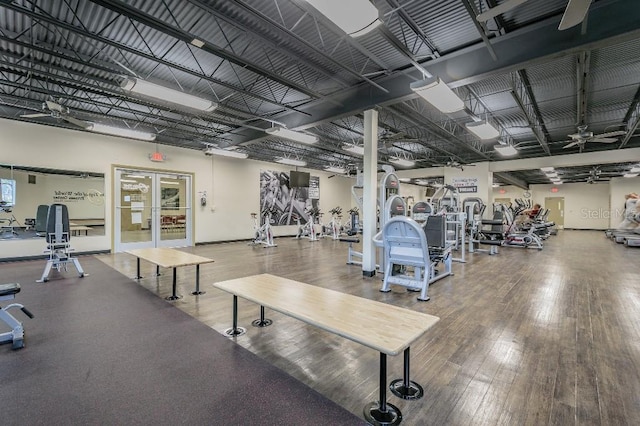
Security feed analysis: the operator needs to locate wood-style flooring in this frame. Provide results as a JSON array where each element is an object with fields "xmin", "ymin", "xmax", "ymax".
[{"xmin": 97, "ymin": 230, "xmax": 640, "ymax": 425}]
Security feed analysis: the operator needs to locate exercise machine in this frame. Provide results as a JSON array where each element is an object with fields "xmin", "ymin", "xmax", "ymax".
[
  {"xmin": 249, "ymin": 210, "xmax": 276, "ymax": 248},
  {"xmin": 295, "ymin": 206, "xmax": 322, "ymax": 241},
  {"xmin": 327, "ymin": 207, "xmax": 344, "ymax": 240},
  {"xmin": 376, "ymin": 215, "xmax": 452, "ymax": 302},
  {"xmin": 464, "ymin": 198, "xmax": 499, "ymax": 255},
  {"xmin": 0, "ymin": 283, "xmax": 34, "ymax": 350},
  {"xmin": 37, "ymin": 204, "xmax": 87, "ymax": 282}
]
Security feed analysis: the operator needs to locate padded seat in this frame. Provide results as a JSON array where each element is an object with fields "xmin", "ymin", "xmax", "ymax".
[{"xmin": 0, "ymin": 283, "xmax": 20, "ymax": 297}]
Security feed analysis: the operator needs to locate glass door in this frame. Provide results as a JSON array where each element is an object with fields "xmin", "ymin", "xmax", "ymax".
[{"xmin": 114, "ymin": 169, "xmax": 192, "ymax": 252}]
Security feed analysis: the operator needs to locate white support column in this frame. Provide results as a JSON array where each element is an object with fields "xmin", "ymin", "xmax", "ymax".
[{"xmin": 362, "ymin": 109, "xmax": 378, "ymax": 277}]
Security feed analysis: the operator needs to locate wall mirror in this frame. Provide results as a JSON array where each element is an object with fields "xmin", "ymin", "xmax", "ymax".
[{"xmin": 0, "ymin": 164, "xmax": 105, "ymax": 240}]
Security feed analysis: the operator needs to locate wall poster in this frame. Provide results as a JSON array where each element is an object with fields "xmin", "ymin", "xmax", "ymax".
[{"xmin": 259, "ymin": 170, "xmax": 319, "ymax": 226}]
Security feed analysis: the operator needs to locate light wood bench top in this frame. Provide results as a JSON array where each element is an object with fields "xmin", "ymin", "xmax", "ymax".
[
  {"xmin": 70, "ymin": 225, "xmax": 92, "ymax": 231},
  {"xmin": 126, "ymin": 247, "xmax": 214, "ymax": 269},
  {"xmin": 213, "ymin": 273, "xmax": 439, "ymax": 356}
]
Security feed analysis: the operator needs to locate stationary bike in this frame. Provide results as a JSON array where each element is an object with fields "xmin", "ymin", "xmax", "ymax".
[
  {"xmin": 295, "ymin": 206, "xmax": 321, "ymax": 241},
  {"xmin": 249, "ymin": 210, "xmax": 276, "ymax": 248},
  {"xmin": 328, "ymin": 207, "xmax": 343, "ymax": 240}
]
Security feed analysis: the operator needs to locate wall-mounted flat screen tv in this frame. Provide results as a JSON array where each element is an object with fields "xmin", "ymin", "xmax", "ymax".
[{"xmin": 290, "ymin": 171, "xmax": 310, "ymax": 188}]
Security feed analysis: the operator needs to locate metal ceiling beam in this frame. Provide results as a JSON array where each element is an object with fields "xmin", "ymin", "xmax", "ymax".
[
  {"xmin": 510, "ymin": 70, "xmax": 552, "ymax": 155},
  {"xmin": 223, "ymin": 0, "xmax": 640, "ymax": 144},
  {"xmin": 383, "ymin": 0, "xmax": 440, "ymax": 57},
  {"xmin": 459, "ymin": 0, "xmax": 498, "ymax": 61},
  {"xmin": 493, "ymin": 172, "xmax": 529, "ymax": 190},
  {"xmin": 89, "ymin": 0, "xmax": 331, "ymax": 102},
  {"xmin": 0, "ymin": 2, "xmax": 310, "ymax": 116},
  {"xmin": 576, "ymin": 50, "xmax": 591, "ymax": 126},
  {"xmin": 192, "ymin": 0, "xmax": 389, "ymax": 93},
  {"xmin": 618, "ymin": 85, "xmax": 640, "ymax": 149}
]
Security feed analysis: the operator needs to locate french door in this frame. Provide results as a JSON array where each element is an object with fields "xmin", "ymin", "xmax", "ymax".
[{"xmin": 114, "ymin": 168, "xmax": 192, "ymax": 252}]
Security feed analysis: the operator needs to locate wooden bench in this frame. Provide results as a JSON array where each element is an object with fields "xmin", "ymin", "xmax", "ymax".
[
  {"xmin": 126, "ymin": 248, "xmax": 214, "ymax": 300},
  {"xmin": 213, "ymin": 273, "xmax": 439, "ymax": 425}
]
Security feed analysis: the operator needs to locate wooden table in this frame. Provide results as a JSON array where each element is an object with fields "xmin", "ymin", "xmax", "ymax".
[
  {"xmin": 126, "ymin": 248, "xmax": 214, "ymax": 300},
  {"xmin": 70, "ymin": 225, "xmax": 92, "ymax": 236},
  {"xmin": 213, "ymin": 273, "xmax": 439, "ymax": 425}
]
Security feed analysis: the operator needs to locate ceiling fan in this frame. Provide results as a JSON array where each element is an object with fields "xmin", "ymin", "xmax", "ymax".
[
  {"xmin": 432, "ymin": 158, "xmax": 475, "ymax": 171},
  {"xmin": 20, "ymin": 100, "xmax": 89, "ymax": 129},
  {"xmin": 476, "ymin": 0, "xmax": 592, "ymax": 31},
  {"xmin": 562, "ymin": 125, "xmax": 626, "ymax": 149}
]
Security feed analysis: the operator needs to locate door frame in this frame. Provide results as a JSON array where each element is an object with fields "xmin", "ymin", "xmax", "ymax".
[{"xmin": 112, "ymin": 165, "xmax": 194, "ymax": 252}]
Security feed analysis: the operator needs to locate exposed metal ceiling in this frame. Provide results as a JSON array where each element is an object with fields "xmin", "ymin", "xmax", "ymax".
[{"xmin": 1, "ymin": 0, "xmax": 639, "ymax": 186}]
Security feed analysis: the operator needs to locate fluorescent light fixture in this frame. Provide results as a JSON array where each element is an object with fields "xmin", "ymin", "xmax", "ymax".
[
  {"xmin": 398, "ymin": 178, "xmax": 411, "ymax": 182},
  {"xmin": 540, "ymin": 167, "xmax": 555, "ymax": 172},
  {"xmin": 546, "ymin": 172, "xmax": 559, "ymax": 178},
  {"xmin": 205, "ymin": 147, "xmax": 248, "ymax": 159},
  {"xmin": 325, "ymin": 166, "xmax": 346, "ymax": 174},
  {"xmin": 624, "ymin": 173, "xmax": 639, "ymax": 178},
  {"xmin": 410, "ymin": 77, "xmax": 465, "ymax": 113},
  {"xmin": 265, "ymin": 127, "xmax": 318, "ymax": 145},
  {"xmin": 553, "ymin": 181, "xmax": 563, "ymax": 185},
  {"xmin": 630, "ymin": 166, "xmax": 640, "ymax": 173},
  {"xmin": 494, "ymin": 144, "xmax": 518, "ymax": 156},
  {"xmin": 88, "ymin": 123, "xmax": 156, "ymax": 141},
  {"xmin": 121, "ymin": 77, "xmax": 217, "ymax": 112},
  {"xmin": 343, "ymin": 144, "xmax": 365, "ymax": 155},
  {"xmin": 306, "ymin": 0, "xmax": 381, "ymax": 37},
  {"xmin": 190, "ymin": 38, "xmax": 205, "ymax": 48},
  {"xmin": 389, "ymin": 157, "xmax": 415, "ymax": 167},
  {"xmin": 275, "ymin": 157, "xmax": 306, "ymax": 167},
  {"xmin": 467, "ymin": 121, "xmax": 500, "ymax": 140}
]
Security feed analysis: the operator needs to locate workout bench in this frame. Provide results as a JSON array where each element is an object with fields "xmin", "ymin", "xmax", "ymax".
[{"xmin": 0, "ymin": 283, "xmax": 34, "ymax": 350}]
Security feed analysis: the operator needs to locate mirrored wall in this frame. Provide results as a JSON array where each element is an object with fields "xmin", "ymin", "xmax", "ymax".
[{"xmin": 0, "ymin": 164, "xmax": 105, "ymax": 240}]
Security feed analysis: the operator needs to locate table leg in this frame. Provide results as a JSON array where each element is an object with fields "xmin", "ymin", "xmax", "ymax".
[
  {"xmin": 165, "ymin": 267, "xmax": 182, "ymax": 301},
  {"xmin": 191, "ymin": 264, "xmax": 206, "ymax": 295},
  {"xmin": 134, "ymin": 257, "xmax": 142, "ymax": 280},
  {"xmin": 251, "ymin": 305, "xmax": 272, "ymax": 327},
  {"xmin": 224, "ymin": 295, "xmax": 246, "ymax": 337},
  {"xmin": 154, "ymin": 265, "xmax": 161, "ymax": 277},
  {"xmin": 364, "ymin": 353, "xmax": 402, "ymax": 425},
  {"xmin": 390, "ymin": 347, "xmax": 424, "ymax": 400}
]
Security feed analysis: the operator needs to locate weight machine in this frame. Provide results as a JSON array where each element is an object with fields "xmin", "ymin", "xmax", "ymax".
[
  {"xmin": 37, "ymin": 204, "xmax": 87, "ymax": 282},
  {"xmin": 464, "ymin": 198, "xmax": 499, "ymax": 255},
  {"xmin": 0, "ymin": 283, "xmax": 34, "ymax": 350},
  {"xmin": 376, "ymin": 215, "xmax": 452, "ymax": 302}
]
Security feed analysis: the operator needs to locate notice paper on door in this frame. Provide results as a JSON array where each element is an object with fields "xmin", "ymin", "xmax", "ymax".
[
  {"xmin": 131, "ymin": 212, "xmax": 142, "ymax": 224},
  {"xmin": 131, "ymin": 201, "xmax": 144, "ymax": 211}
]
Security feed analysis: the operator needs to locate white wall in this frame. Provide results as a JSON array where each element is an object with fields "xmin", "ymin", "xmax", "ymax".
[
  {"xmin": 530, "ymin": 182, "xmax": 610, "ymax": 229},
  {"xmin": 0, "ymin": 118, "xmax": 353, "ymax": 257},
  {"xmin": 609, "ymin": 176, "xmax": 640, "ymax": 228}
]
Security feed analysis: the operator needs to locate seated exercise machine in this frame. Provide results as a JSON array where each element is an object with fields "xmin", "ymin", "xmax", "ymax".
[
  {"xmin": 0, "ymin": 283, "xmax": 34, "ymax": 350},
  {"xmin": 376, "ymin": 215, "xmax": 452, "ymax": 302},
  {"xmin": 248, "ymin": 210, "xmax": 276, "ymax": 248},
  {"xmin": 37, "ymin": 203, "xmax": 87, "ymax": 282},
  {"xmin": 464, "ymin": 197, "xmax": 498, "ymax": 255}
]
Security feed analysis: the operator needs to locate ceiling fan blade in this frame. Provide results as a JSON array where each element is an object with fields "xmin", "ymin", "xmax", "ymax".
[
  {"xmin": 476, "ymin": 0, "xmax": 529, "ymax": 22},
  {"xmin": 63, "ymin": 115, "xmax": 90, "ymax": 129},
  {"xmin": 567, "ymin": 133, "xmax": 582, "ymax": 139},
  {"xmin": 563, "ymin": 141, "xmax": 580, "ymax": 149},
  {"xmin": 590, "ymin": 137, "xmax": 617, "ymax": 143},
  {"xmin": 595, "ymin": 130, "xmax": 626, "ymax": 138},
  {"xmin": 558, "ymin": 0, "xmax": 592, "ymax": 31},
  {"xmin": 45, "ymin": 100, "xmax": 65, "ymax": 112},
  {"xmin": 20, "ymin": 113, "xmax": 49, "ymax": 118}
]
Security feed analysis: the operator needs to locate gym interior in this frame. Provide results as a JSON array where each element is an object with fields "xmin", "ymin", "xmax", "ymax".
[{"xmin": 1, "ymin": 1, "xmax": 640, "ymax": 425}]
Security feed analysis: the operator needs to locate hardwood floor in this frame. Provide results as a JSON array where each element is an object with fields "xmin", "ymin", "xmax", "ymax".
[{"xmin": 97, "ymin": 231, "xmax": 640, "ymax": 425}]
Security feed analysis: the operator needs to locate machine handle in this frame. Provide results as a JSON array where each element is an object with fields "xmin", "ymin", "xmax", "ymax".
[{"xmin": 21, "ymin": 307, "xmax": 34, "ymax": 319}]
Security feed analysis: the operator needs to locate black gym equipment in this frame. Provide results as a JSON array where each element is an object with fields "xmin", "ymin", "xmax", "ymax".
[{"xmin": 37, "ymin": 204, "xmax": 86, "ymax": 282}]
